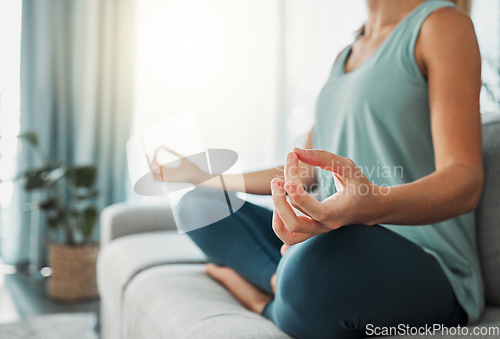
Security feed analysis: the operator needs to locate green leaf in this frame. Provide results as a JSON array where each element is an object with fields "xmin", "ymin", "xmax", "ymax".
[
  {"xmin": 66, "ymin": 165, "xmax": 98, "ymax": 188},
  {"xmin": 24, "ymin": 165, "xmax": 66, "ymax": 190},
  {"xmin": 75, "ymin": 190, "xmax": 99, "ymax": 200},
  {"xmin": 24, "ymin": 166, "xmax": 55, "ymax": 190},
  {"xmin": 83, "ymin": 206, "xmax": 98, "ymax": 226},
  {"xmin": 46, "ymin": 216, "xmax": 61, "ymax": 231},
  {"xmin": 18, "ymin": 131, "xmax": 39, "ymax": 146},
  {"xmin": 79, "ymin": 206, "xmax": 98, "ymax": 239},
  {"xmin": 39, "ymin": 198, "xmax": 58, "ymax": 211}
]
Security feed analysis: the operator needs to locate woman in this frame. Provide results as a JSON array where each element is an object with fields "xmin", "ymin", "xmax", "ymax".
[{"xmin": 153, "ymin": 0, "xmax": 483, "ymax": 337}]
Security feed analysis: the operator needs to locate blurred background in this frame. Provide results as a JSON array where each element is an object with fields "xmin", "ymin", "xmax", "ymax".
[{"xmin": 0, "ymin": 0, "xmax": 499, "ymax": 337}]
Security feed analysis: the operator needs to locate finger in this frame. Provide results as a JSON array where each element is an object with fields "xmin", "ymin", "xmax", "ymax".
[
  {"xmin": 151, "ymin": 154, "xmax": 159, "ymax": 168},
  {"xmin": 151, "ymin": 165, "xmax": 165, "ymax": 181},
  {"xmin": 293, "ymin": 148, "xmax": 353, "ymax": 177},
  {"xmin": 284, "ymin": 181, "xmax": 325, "ymax": 221},
  {"xmin": 272, "ymin": 209, "xmax": 312, "ymax": 246},
  {"xmin": 272, "ymin": 179, "xmax": 325, "ymax": 234},
  {"xmin": 288, "ymin": 198, "xmax": 309, "ymax": 217},
  {"xmin": 271, "ymin": 178, "xmax": 303, "ymax": 233},
  {"xmin": 333, "ymin": 173, "xmax": 346, "ymax": 193},
  {"xmin": 152, "ymin": 147, "xmax": 184, "ymax": 169},
  {"xmin": 152, "ymin": 147, "xmax": 183, "ymax": 181},
  {"xmin": 284, "ymin": 152, "xmax": 301, "ymax": 185},
  {"xmin": 150, "ymin": 150, "xmax": 163, "ymax": 181},
  {"xmin": 151, "ymin": 150, "xmax": 161, "ymax": 171},
  {"xmin": 284, "ymin": 152, "xmax": 309, "ymax": 214}
]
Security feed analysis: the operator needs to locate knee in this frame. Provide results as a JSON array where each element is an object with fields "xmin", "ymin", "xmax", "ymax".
[
  {"xmin": 175, "ymin": 187, "xmax": 226, "ymax": 231},
  {"xmin": 176, "ymin": 188, "xmax": 209, "ymax": 214},
  {"xmin": 275, "ymin": 232, "xmax": 351, "ymax": 305},
  {"xmin": 275, "ymin": 225, "xmax": 389, "ymax": 306},
  {"xmin": 270, "ymin": 229, "xmax": 373, "ymax": 337},
  {"xmin": 272, "ymin": 269, "xmax": 362, "ymax": 338},
  {"xmin": 175, "ymin": 189, "xmax": 202, "ymax": 226}
]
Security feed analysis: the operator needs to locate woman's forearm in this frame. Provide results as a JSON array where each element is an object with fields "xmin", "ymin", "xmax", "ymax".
[
  {"xmin": 159, "ymin": 130, "xmax": 317, "ymax": 195},
  {"xmin": 200, "ymin": 164, "xmax": 316, "ymax": 195},
  {"xmin": 199, "ymin": 167, "xmax": 284, "ymax": 195},
  {"xmin": 210, "ymin": 130, "xmax": 317, "ymax": 195},
  {"xmin": 368, "ymin": 163, "xmax": 483, "ymax": 226}
]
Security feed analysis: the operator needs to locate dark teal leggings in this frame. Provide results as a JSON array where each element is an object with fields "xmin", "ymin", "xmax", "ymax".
[{"xmin": 177, "ymin": 188, "xmax": 467, "ymax": 338}]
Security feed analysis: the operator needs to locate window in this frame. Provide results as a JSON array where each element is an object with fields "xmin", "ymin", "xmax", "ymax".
[
  {"xmin": 0, "ymin": 1, "xmax": 22, "ymax": 231},
  {"xmin": 134, "ymin": 0, "xmax": 281, "ymax": 170},
  {"xmin": 134, "ymin": 0, "xmax": 499, "ymax": 173}
]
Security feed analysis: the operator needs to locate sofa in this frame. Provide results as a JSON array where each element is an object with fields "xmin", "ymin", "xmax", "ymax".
[{"xmin": 97, "ymin": 113, "xmax": 500, "ymax": 339}]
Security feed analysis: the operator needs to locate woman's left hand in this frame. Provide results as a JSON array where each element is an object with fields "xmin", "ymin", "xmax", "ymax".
[{"xmin": 271, "ymin": 148, "xmax": 386, "ymax": 247}]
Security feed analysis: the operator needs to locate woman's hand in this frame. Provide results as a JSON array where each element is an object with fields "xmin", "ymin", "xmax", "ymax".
[
  {"xmin": 151, "ymin": 147, "xmax": 210, "ymax": 184},
  {"xmin": 271, "ymin": 148, "xmax": 385, "ymax": 248}
]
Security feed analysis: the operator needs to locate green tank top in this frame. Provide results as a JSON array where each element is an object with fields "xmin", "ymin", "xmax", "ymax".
[{"xmin": 313, "ymin": 0, "xmax": 483, "ymax": 324}]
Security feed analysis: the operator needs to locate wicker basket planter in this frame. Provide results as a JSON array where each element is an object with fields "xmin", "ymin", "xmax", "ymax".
[{"xmin": 48, "ymin": 243, "xmax": 100, "ymax": 301}]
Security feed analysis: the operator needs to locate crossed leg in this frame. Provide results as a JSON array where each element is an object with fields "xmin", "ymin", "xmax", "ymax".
[{"xmin": 176, "ymin": 188, "xmax": 467, "ymax": 338}]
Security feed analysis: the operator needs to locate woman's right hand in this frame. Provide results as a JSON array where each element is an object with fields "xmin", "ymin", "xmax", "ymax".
[{"xmin": 151, "ymin": 147, "xmax": 210, "ymax": 184}]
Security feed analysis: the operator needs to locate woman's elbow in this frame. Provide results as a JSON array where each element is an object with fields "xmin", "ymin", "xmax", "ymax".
[{"xmin": 463, "ymin": 170, "xmax": 484, "ymax": 213}]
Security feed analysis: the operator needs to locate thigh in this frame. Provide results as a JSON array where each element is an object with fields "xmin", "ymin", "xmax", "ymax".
[
  {"xmin": 263, "ymin": 224, "xmax": 465, "ymax": 339},
  {"xmin": 177, "ymin": 187, "xmax": 282, "ymax": 292}
]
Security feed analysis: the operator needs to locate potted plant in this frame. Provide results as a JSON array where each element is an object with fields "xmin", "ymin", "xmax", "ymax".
[{"xmin": 13, "ymin": 132, "xmax": 100, "ymax": 301}]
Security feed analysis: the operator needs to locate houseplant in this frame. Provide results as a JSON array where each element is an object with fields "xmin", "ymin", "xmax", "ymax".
[{"xmin": 14, "ymin": 131, "xmax": 100, "ymax": 301}]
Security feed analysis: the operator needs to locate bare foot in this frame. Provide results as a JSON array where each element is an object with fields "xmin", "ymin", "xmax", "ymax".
[{"xmin": 205, "ymin": 263, "xmax": 271, "ymax": 314}]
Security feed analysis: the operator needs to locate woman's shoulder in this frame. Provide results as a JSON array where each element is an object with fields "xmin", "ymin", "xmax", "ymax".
[
  {"xmin": 419, "ymin": 6, "xmax": 475, "ymax": 47},
  {"xmin": 415, "ymin": 6, "xmax": 479, "ymax": 77}
]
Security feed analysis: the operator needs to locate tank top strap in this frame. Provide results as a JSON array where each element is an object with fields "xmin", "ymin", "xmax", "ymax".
[
  {"xmin": 404, "ymin": 0, "xmax": 456, "ymax": 53},
  {"xmin": 381, "ymin": 0, "xmax": 457, "ymax": 80},
  {"xmin": 329, "ymin": 1, "xmax": 457, "ymax": 79}
]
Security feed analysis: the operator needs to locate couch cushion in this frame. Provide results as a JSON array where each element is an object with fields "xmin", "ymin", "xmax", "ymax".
[
  {"xmin": 477, "ymin": 306, "xmax": 500, "ymax": 326},
  {"xmin": 121, "ymin": 264, "xmax": 500, "ymax": 339},
  {"xmin": 97, "ymin": 230, "xmax": 206, "ymax": 330},
  {"xmin": 477, "ymin": 113, "xmax": 500, "ymax": 306},
  {"xmin": 122, "ymin": 264, "xmax": 290, "ymax": 339}
]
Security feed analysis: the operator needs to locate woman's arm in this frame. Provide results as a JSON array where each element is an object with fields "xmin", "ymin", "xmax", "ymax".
[
  {"xmin": 372, "ymin": 8, "xmax": 483, "ymax": 225},
  {"xmin": 201, "ymin": 166, "xmax": 285, "ymax": 195},
  {"xmin": 153, "ymin": 130, "xmax": 316, "ymax": 195},
  {"xmin": 270, "ymin": 9, "xmax": 483, "ymax": 245},
  {"xmin": 200, "ymin": 130, "xmax": 316, "ymax": 194}
]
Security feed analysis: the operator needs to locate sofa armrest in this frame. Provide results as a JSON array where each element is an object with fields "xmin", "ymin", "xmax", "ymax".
[{"xmin": 100, "ymin": 202, "xmax": 177, "ymax": 246}]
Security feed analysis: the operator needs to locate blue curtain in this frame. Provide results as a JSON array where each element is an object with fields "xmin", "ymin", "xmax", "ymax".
[{"xmin": 1, "ymin": 0, "xmax": 135, "ymax": 265}]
